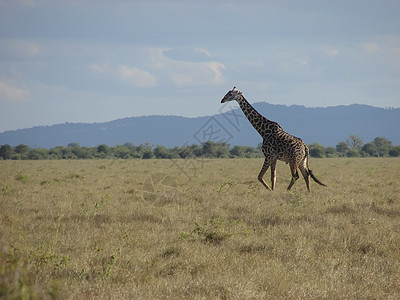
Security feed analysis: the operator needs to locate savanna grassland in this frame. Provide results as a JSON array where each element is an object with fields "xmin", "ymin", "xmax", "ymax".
[{"xmin": 1, "ymin": 158, "xmax": 400, "ymax": 299}]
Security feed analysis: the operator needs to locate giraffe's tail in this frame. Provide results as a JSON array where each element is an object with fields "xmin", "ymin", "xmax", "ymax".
[
  {"xmin": 309, "ymin": 169, "xmax": 327, "ymax": 186},
  {"xmin": 304, "ymin": 146, "xmax": 327, "ymax": 187}
]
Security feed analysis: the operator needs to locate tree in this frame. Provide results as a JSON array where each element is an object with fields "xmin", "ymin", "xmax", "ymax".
[
  {"xmin": 362, "ymin": 143, "xmax": 379, "ymax": 157},
  {"xmin": 114, "ymin": 145, "xmax": 130, "ymax": 159},
  {"xmin": 191, "ymin": 144, "xmax": 203, "ymax": 157},
  {"xmin": 76, "ymin": 147, "xmax": 94, "ymax": 159},
  {"xmin": 14, "ymin": 144, "xmax": 29, "ymax": 155},
  {"xmin": 0, "ymin": 144, "xmax": 13, "ymax": 160},
  {"xmin": 230, "ymin": 145, "xmax": 245, "ymax": 157},
  {"xmin": 136, "ymin": 143, "xmax": 153, "ymax": 159},
  {"xmin": 135, "ymin": 143, "xmax": 154, "ymax": 159},
  {"xmin": 373, "ymin": 137, "xmax": 391, "ymax": 148},
  {"xmin": 325, "ymin": 147, "xmax": 337, "ymax": 157},
  {"xmin": 336, "ymin": 142, "xmax": 349, "ymax": 157},
  {"xmin": 346, "ymin": 135, "xmax": 363, "ymax": 150},
  {"xmin": 200, "ymin": 141, "xmax": 230, "ymax": 158},
  {"xmin": 373, "ymin": 137, "xmax": 392, "ymax": 157},
  {"xmin": 308, "ymin": 143, "xmax": 326, "ymax": 158},
  {"xmin": 389, "ymin": 146, "xmax": 400, "ymax": 157},
  {"xmin": 97, "ymin": 144, "xmax": 112, "ymax": 158},
  {"xmin": 67, "ymin": 142, "xmax": 80, "ymax": 148},
  {"xmin": 216, "ymin": 142, "xmax": 230, "ymax": 158},
  {"xmin": 142, "ymin": 149, "xmax": 154, "ymax": 159},
  {"xmin": 154, "ymin": 145, "xmax": 171, "ymax": 159},
  {"xmin": 202, "ymin": 141, "xmax": 218, "ymax": 158},
  {"xmin": 28, "ymin": 148, "xmax": 49, "ymax": 159},
  {"xmin": 230, "ymin": 145, "xmax": 260, "ymax": 158},
  {"xmin": 49, "ymin": 146, "xmax": 64, "ymax": 159},
  {"xmin": 346, "ymin": 149, "xmax": 360, "ymax": 157},
  {"xmin": 178, "ymin": 145, "xmax": 194, "ymax": 159}
]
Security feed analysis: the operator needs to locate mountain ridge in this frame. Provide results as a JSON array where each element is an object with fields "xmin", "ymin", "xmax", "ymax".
[{"xmin": 1, "ymin": 102, "xmax": 399, "ymax": 148}]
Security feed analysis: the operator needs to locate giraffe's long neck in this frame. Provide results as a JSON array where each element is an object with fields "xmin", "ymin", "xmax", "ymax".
[{"xmin": 237, "ymin": 96, "xmax": 270, "ymax": 137}]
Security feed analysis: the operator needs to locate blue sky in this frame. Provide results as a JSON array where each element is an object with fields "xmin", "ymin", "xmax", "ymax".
[{"xmin": 0, "ymin": 0, "xmax": 399, "ymax": 133}]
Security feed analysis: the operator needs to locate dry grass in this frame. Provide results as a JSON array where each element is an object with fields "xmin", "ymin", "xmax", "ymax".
[{"xmin": 1, "ymin": 158, "xmax": 400, "ymax": 299}]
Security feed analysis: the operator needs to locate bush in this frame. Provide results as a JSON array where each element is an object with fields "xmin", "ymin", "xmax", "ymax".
[
  {"xmin": 346, "ymin": 149, "xmax": 360, "ymax": 157},
  {"xmin": 309, "ymin": 143, "xmax": 326, "ymax": 158},
  {"xmin": 0, "ymin": 137, "xmax": 398, "ymax": 160}
]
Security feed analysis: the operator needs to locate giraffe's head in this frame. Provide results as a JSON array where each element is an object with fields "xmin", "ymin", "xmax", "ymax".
[{"xmin": 221, "ymin": 87, "xmax": 243, "ymax": 103}]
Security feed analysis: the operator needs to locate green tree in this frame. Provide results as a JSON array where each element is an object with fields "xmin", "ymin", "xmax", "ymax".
[
  {"xmin": 230, "ymin": 145, "xmax": 259, "ymax": 158},
  {"xmin": 191, "ymin": 144, "xmax": 203, "ymax": 157},
  {"xmin": 114, "ymin": 145, "xmax": 130, "ymax": 159},
  {"xmin": 201, "ymin": 142, "xmax": 230, "ymax": 158},
  {"xmin": 346, "ymin": 135, "xmax": 363, "ymax": 150},
  {"xmin": 137, "ymin": 143, "xmax": 154, "ymax": 159},
  {"xmin": 362, "ymin": 143, "xmax": 379, "ymax": 157},
  {"xmin": 154, "ymin": 145, "xmax": 171, "ymax": 159},
  {"xmin": 76, "ymin": 147, "xmax": 94, "ymax": 159},
  {"xmin": 308, "ymin": 143, "xmax": 326, "ymax": 158},
  {"xmin": 0, "ymin": 144, "xmax": 13, "ymax": 160},
  {"xmin": 389, "ymin": 146, "xmax": 400, "ymax": 157},
  {"xmin": 373, "ymin": 137, "xmax": 392, "ymax": 157},
  {"xmin": 178, "ymin": 145, "xmax": 194, "ymax": 159},
  {"xmin": 230, "ymin": 145, "xmax": 245, "ymax": 158},
  {"xmin": 216, "ymin": 142, "xmax": 230, "ymax": 158},
  {"xmin": 142, "ymin": 149, "xmax": 154, "ymax": 159},
  {"xmin": 336, "ymin": 141, "xmax": 349, "ymax": 157},
  {"xmin": 28, "ymin": 148, "xmax": 49, "ymax": 160},
  {"xmin": 325, "ymin": 146, "xmax": 337, "ymax": 157},
  {"xmin": 202, "ymin": 141, "xmax": 218, "ymax": 158},
  {"xmin": 346, "ymin": 149, "xmax": 360, "ymax": 157},
  {"xmin": 123, "ymin": 143, "xmax": 141, "ymax": 158},
  {"xmin": 68, "ymin": 142, "xmax": 80, "ymax": 148},
  {"xmin": 97, "ymin": 144, "xmax": 112, "ymax": 158},
  {"xmin": 49, "ymin": 146, "xmax": 64, "ymax": 159},
  {"xmin": 61, "ymin": 146, "xmax": 76, "ymax": 159},
  {"xmin": 14, "ymin": 144, "xmax": 29, "ymax": 156}
]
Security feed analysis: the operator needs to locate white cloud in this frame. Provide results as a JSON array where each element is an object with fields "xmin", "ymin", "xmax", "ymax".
[
  {"xmin": 195, "ymin": 47, "xmax": 211, "ymax": 57},
  {"xmin": 171, "ymin": 61, "xmax": 226, "ymax": 87},
  {"xmin": 320, "ymin": 46, "xmax": 339, "ymax": 58},
  {"xmin": 87, "ymin": 62, "xmax": 158, "ymax": 88},
  {"xmin": 205, "ymin": 61, "xmax": 225, "ymax": 85},
  {"xmin": 0, "ymin": 80, "xmax": 30, "ymax": 102},
  {"xmin": 118, "ymin": 65, "xmax": 158, "ymax": 88},
  {"xmin": 148, "ymin": 48, "xmax": 226, "ymax": 87},
  {"xmin": 0, "ymin": 40, "xmax": 42, "ymax": 59},
  {"xmin": 88, "ymin": 63, "xmax": 109, "ymax": 73}
]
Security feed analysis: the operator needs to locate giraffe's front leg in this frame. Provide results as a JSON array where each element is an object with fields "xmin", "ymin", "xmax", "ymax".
[{"xmin": 258, "ymin": 157, "xmax": 272, "ymax": 191}]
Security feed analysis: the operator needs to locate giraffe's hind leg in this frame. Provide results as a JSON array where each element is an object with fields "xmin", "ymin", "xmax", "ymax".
[
  {"xmin": 258, "ymin": 157, "xmax": 272, "ymax": 191},
  {"xmin": 270, "ymin": 160, "xmax": 277, "ymax": 191},
  {"xmin": 287, "ymin": 163, "xmax": 299, "ymax": 190},
  {"xmin": 299, "ymin": 161, "xmax": 310, "ymax": 191}
]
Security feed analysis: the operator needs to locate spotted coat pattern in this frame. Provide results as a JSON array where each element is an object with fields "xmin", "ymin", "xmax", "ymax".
[{"xmin": 221, "ymin": 87, "xmax": 325, "ymax": 191}]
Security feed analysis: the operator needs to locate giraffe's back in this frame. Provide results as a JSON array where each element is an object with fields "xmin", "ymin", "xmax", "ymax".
[{"xmin": 262, "ymin": 128, "xmax": 306, "ymax": 164}]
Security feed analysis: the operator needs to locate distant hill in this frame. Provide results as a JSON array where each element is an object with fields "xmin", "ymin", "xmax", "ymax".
[{"xmin": 1, "ymin": 102, "xmax": 399, "ymax": 148}]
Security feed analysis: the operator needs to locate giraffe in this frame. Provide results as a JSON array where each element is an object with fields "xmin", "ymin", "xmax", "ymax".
[{"xmin": 221, "ymin": 87, "xmax": 326, "ymax": 191}]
